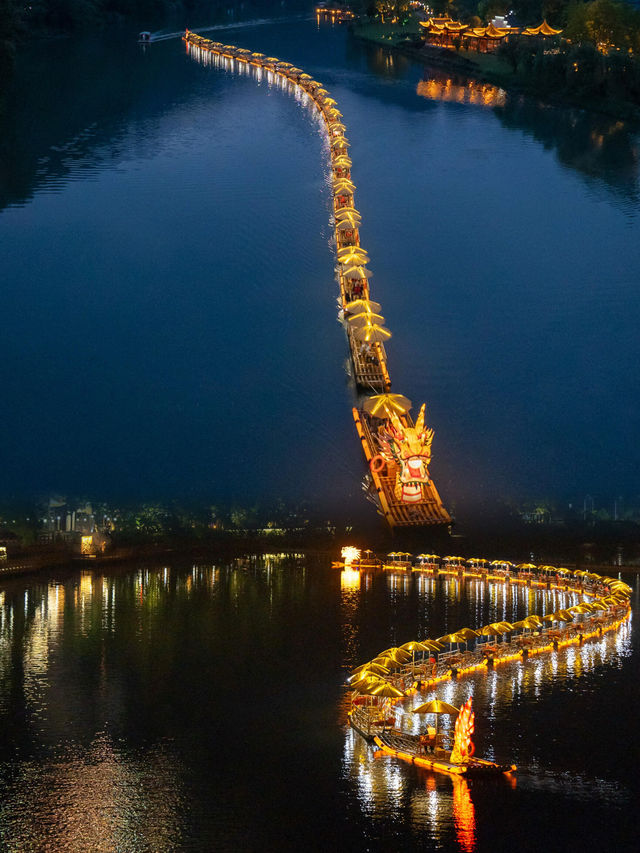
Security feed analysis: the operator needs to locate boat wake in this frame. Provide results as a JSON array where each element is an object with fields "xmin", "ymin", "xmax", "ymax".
[{"xmin": 149, "ymin": 16, "xmax": 305, "ymax": 42}]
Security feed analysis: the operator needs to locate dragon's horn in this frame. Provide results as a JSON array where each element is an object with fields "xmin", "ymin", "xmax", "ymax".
[
  {"xmin": 389, "ymin": 408, "xmax": 404, "ymax": 434},
  {"xmin": 416, "ymin": 403, "xmax": 426, "ymax": 434}
]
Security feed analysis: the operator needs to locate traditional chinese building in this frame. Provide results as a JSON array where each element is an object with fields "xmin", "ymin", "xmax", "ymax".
[{"xmin": 418, "ymin": 18, "xmax": 562, "ymax": 53}]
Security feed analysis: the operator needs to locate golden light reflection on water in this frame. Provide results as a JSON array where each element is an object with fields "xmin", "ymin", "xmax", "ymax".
[
  {"xmin": 452, "ymin": 777, "xmax": 476, "ymax": 853},
  {"xmin": 417, "ymin": 77, "xmax": 507, "ymax": 107},
  {"xmin": 344, "ymin": 724, "xmax": 478, "ymax": 848},
  {"xmin": 341, "ymin": 569, "xmax": 633, "ymax": 842},
  {"xmin": 0, "ymin": 734, "xmax": 185, "ymax": 851},
  {"xmin": 341, "ymin": 568, "xmax": 361, "ymax": 591}
]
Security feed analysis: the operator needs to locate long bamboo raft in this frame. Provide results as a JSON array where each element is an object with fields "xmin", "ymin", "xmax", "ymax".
[
  {"xmin": 183, "ymin": 30, "xmax": 449, "ymax": 527},
  {"xmin": 346, "ymin": 560, "xmax": 632, "ymax": 777}
]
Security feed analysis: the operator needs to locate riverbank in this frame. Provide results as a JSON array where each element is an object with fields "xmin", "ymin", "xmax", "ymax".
[
  {"xmin": 351, "ymin": 21, "xmax": 640, "ymax": 122},
  {"xmin": 2, "ymin": 529, "xmax": 639, "ymax": 583}
]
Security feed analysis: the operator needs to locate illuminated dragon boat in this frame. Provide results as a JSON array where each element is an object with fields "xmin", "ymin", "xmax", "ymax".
[
  {"xmin": 182, "ymin": 29, "xmax": 450, "ymax": 528},
  {"xmin": 346, "ymin": 558, "xmax": 632, "ymax": 777}
]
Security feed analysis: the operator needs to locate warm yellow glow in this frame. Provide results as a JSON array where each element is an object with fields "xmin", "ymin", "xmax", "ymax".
[
  {"xmin": 450, "ymin": 697, "xmax": 474, "ymax": 764},
  {"xmin": 341, "ymin": 568, "xmax": 361, "ymax": 590},
  {"xmin": 341, "ymin": 546, "xmax": 361, "ymax": 567}
]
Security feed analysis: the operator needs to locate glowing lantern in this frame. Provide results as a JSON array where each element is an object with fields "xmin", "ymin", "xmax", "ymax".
[
  {"xmin": 341, "ymin": 546, "xmax": 360, "ymax": 567},
  {"xmin": 450, "ymin": 697, "xmax": 475, "ymax": 764}
]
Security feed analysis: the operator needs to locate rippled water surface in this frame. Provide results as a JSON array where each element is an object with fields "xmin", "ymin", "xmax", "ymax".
[
  {"xmin": 1, "ymin": 17, "xmax": 639, "ymax": 517},
  {"xmin": 0, "ymin": 559, "xmax": 637, "ymax": 851}
]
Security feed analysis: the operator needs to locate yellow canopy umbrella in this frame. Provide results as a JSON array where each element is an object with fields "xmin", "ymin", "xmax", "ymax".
[
  {"xmin": 251, "ymin": 52, "xmax": 265, "ymax": 58},
  {"xmin": 371, "ymin": 682, "xmax": 405, "ymax": 699},
  {"xmin": 299, "ymin": 72, "xmax": 312, "ymax": 79},
  {"xmin": 336, "ymin": 214, "xmax": 361, "ymax": 226},
  {"xmin": 342, "ymin": 265, "xmax": 372, "ymax": 279},
  {"xmin": 569, "ymin": 604, "xmax": 592, "ymax": 614},
  {"xmin": 413, "ymin": 699, "xmax": 459, "ymax": 715},
  {"xmin": 323, "ymin": 97, "xmax": 338, "ymax": 106},
  {"xmin": 345, "ymin": 298, "xmax": 380, "ymax": 314},
  {"xmin": 378, "ymin": 647, "xmax": 412, "ymax": 662},
  {"xmin": 351, "ymin": 661, "xmax": 389, "ymax": 676},
  {"xmin": 354, "ymin": 679, "xmax": 387, "ymax": 696},
  {"xmin": 336, "ymin": 219, "xmax": 360, "ymax": 232},
  {"xmin": 413, "ymin": 699, "xmax": 459, "ymax": 741},
  {"xmin": 341, "ymin": 256, "xmax": 369, "ymax": 270},
  {"xmin": 348, "ymin": 312, "xmax": 385, "ymax": 327},
  {"xmin": 556, "ymin": 609, "xmax": 575, "ymax": 621},
  {"xmin": 363, "ymin": 394, "xmax": 411, "ymax": 418},
  {"xmin": 456, "ymin": 627, "xmax": 481, "ymax": 640},
  {"xmin": 354, "ymin": 324, "xmax": 391, "ymax": 344},
  {"xmin": 331, "ymin": 137, "xmax": 350, "ymax": 148},
  {"xmin": 349, "ymin": 674, "xmax": 383, "ymax": 691},
  {"xmin": 333, "ymin": 178, "xmax": 356, "ymax": 192},
  {"xmin": 422, "ymin": 640, "xmax": 445, "ymax": 651},
  {"xmin": 436, "ymin": 633, "xmax": 459, "ymax": 646},
  {"xmin": 400, "ymin": 640, "xmax": 429, "ymax": 653},
  {"xmin": 235, "ymin": 48, "xmax": 251, "ymax": 54},
  {"xmin": 479, "ymin": 624, "xmax": 504, "ymax": 637},
  {"xmin": 336, "ymin": 214, "xmax": 361, "ymax": 227},
  {"xmin": 339, "ymin": 249, "xmax": 370, "ymax": 266},
  {"xmin": 335, "ymin": 205, "xmax": 360, "ymax": 217},
  {"xmin": 333, "ymin": 155, "xmax": 352, "ymax": 167}
]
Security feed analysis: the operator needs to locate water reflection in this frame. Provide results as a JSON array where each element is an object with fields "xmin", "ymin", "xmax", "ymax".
[
  {"xmin": 0, "ymin": 735, "xmax": 185, "ymax": 851},
  {"xmin": 340, "ymin": 569, "xmax": 634, "ymax": 843},
  {"xmin": 344, "ymin": 724, "xmax": 479, "ymax": 850},
  {"xmin": 494, "ymin": 97, "xmax": 639, "ymax": 202},
  {"xmin": 0, "ymin": 561, "xmax": 636, "ymax": 848},
  {"xmin": 185, "ymin": 40, "xmax": 327, "ymax": 136},
  {"xmin": 417, "ymin": 73, "xmax": 506, "ymax": 108},
  {"xmin": 452, "ymin": 777, "xmax": 476, "ymax": 853}
]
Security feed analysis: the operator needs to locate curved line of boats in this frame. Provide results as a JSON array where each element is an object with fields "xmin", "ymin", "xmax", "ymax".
[
  {"xmin": 344, "ymin": 555, "xmax": 632, "ymax": 776},
  {"xmin": 183, "ymin": 29, "xmax": 389, "ymax": 387},
  {"xmin": 182, "ymin": 29, "xmax": 450, "ymax": 529}
]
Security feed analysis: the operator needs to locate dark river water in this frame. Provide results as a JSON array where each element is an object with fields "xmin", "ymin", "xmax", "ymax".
[
  {"xmin": 1, "ymin": 16, "xmax": 639, "ymax": 521},
  {"xmin": 0, "ymin": 557, "xmax": 637, "ymax": 851}
]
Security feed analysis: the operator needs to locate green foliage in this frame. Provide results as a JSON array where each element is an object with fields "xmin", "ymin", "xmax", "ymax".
[{"xmin": 566, "ymin": 0, "xmax": 640, "ymax": 50}]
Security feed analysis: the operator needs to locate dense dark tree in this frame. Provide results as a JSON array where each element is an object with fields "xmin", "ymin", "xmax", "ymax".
[{"xmin": 0, "ymin": 0, "xmax": 25, "ymax": 75}]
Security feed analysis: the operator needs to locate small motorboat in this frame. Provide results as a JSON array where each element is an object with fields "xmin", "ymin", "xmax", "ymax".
[{"xmin": 138, "ymin": 31, "xmax": 151, "ymax": 43}]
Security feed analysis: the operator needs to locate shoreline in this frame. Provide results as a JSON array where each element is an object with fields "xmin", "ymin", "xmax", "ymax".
[
  {"xmin": 351, "ymin": 24, "xmax": 640, "ymax": 123},
  {"xmin": 1, "ymin": 538, "xmax": 638, "ymax": 583}
]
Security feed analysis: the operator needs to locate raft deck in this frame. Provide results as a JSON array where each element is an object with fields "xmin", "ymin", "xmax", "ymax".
[
  {"xmin": 346, "ymin": 324, "xmax": 390, "ymax": 391},
  {"xmin": 353, "ymin": 408, "xmax": 451, "ymax": 527},
  {"xmin": 374, "ymin": 731, "xmax": 515, "ymax": 777}
]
